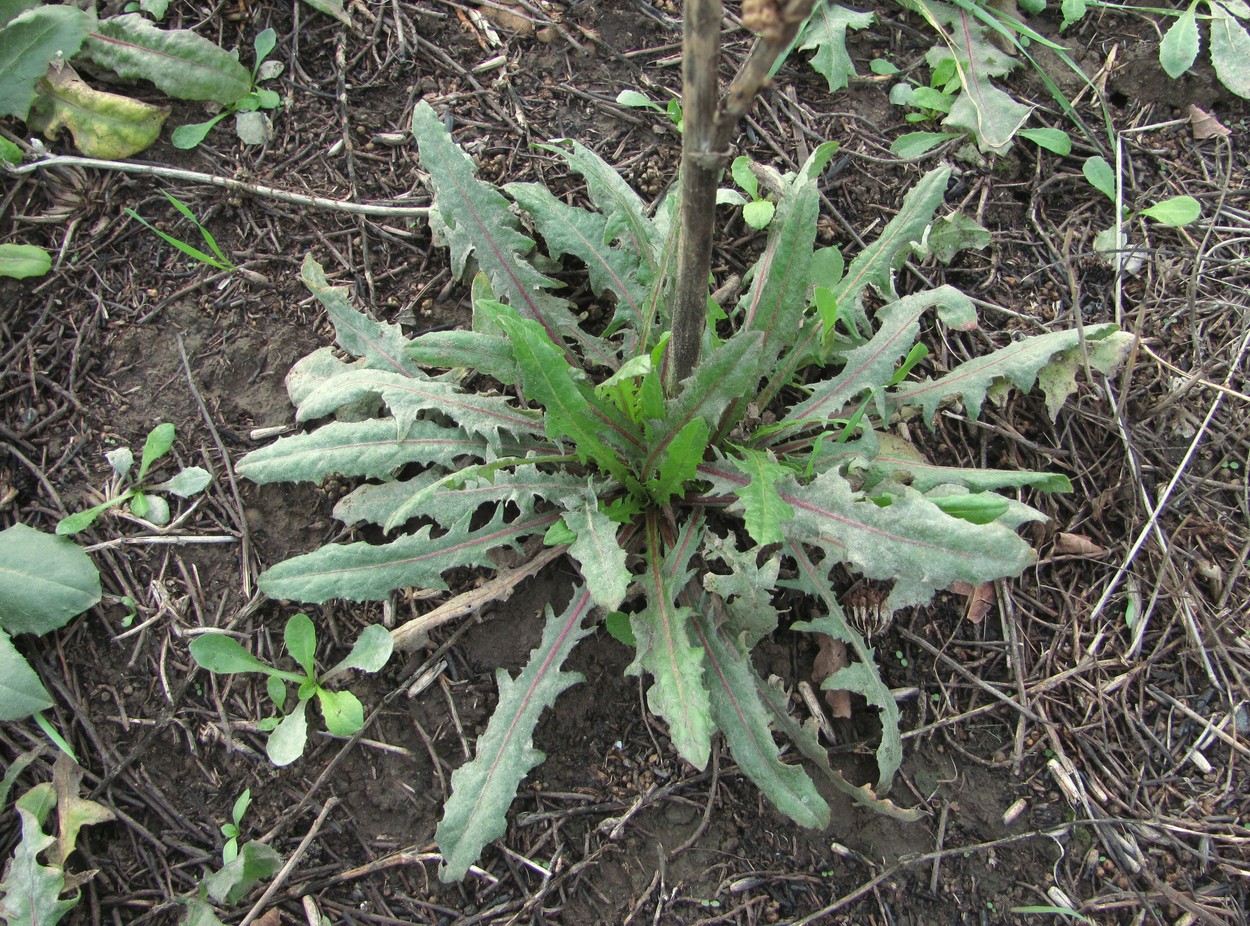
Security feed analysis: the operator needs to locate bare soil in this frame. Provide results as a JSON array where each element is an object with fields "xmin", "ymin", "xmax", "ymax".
[{"xmin": 3, "ymin": 1, "xmax": 1249, "ymax": 924}]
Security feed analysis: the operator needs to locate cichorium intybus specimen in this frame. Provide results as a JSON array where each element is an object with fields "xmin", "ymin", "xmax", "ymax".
[{"xmin": 234, "ymin": 0, "xmax": 1133, "ymax": 882}]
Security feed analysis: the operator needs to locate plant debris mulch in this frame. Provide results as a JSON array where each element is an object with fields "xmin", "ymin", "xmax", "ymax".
[{"xmin": 2, "ymin": 1, "xmax": 1249, "ymax": 924}]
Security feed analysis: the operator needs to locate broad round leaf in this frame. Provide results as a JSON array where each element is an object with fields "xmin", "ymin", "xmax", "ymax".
[
  {"xmin": 330, "ymin": 624, "xmax": 393, "ymax": 675},
  {"xmin": 189, "ymin": 633, "xmax": 270, "ymax": 675},
  {"xmin": 284, "ymin": 612, "xmax": 317, "ymax": 678},
  {"xmin": 1019, "ymin": 127, "xmax": 1072, "ymax": 155},
  {"xmin": 0, "ymin": 524, "xmax": 101, "ymax": 636},
  {"xmin": 0, "ymin": 629, "xmax": 54, "ymax": 720},
  {"xmin": 1141, "ymin": 195, "xmax": 1201, "ymax": 227},
  {"xmin": 266, "ymin": 699, "xmax": 308, "ymax": 766},
  {"xmin": 1159, "ymin": 7, "xmax": 1200, "ymax": 79},
  {"xmin": 138, "ymin": 422, "xmax": 176, "ymax": 480},
  {"xmin": 151, "ymin": 466, "xmax": 211, "ymax": 498},
  {"xmin": 0, "ymin": 243, "xmax": 52, "ymax": 280},
  {"xmin": 743, "ymin": 199, "xmax": 776, "ymax": 229},
  {"xmin": 1082, "ymin": 156, "xmax": 1116, "ymax": 203},
  {"xmin": 317, "ymin": 687, "xmax": 364, "ymax": 736},
  {"xmin": 890, "ymin": 131, "xmax": 959, "ymax": 158}
]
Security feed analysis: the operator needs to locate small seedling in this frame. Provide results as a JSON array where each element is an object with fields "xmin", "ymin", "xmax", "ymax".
[
  {"xmin": 716, "ymin": 156, "xmax": 778, "ymax": 229},
  {"xmin": 127, "ymin": 191, "xmax": 238, "ymax": 273},
  {"xmin": 615, "ymin": 87, "xmax": 683, "ymax": 132},
  {"xmin": 220, "ymin": 789, "xmax": 251, "ymax": 864},
  {"xmin": 189, "ymin": 613, "xmax": 393, "ymax": 766},
  {"xmin": 1083, "ymin": 155, "xmax": 1202, "ymax": 265},
  {"xmin": 57, "ymin": 423, "xmax": 211, "ymax": 535},
  {"xmin": 173, "ymin": 28, "xmax": 284, "ymax": 149}
]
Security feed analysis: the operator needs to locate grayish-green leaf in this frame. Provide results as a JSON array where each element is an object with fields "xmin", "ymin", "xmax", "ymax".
[
  {"xmin": 729, "ymin": 450, "xmax": 795, "ymax": 546},
  {"xmin": 1159, "ymin": 5, "xmax": 1200, "ymax": 78},
  {"xmin": 299, "ymin": 0, "xmax": 353, "ymax": 26},
  {"xmin": 1018, "ymin": 127, "xmax": 1072, "ymax": 155},
  {"xmin": 890, "ymin": 131, "xmax": 960, "ymax": 157},
  {"xmin": 563, "ymin": 491, "xmax": 629, "ymax": 610},
  {"xmin": 0, "ymin": 4, "xmax": 90, "ymax": 120},
  {"xmin": 702, "ymin": 463, "xmax": 1036, "ymax": 611},
  {"xmin": 0, "ymin": 0, "xmax": 40, "ymax": 28},
  {"xmin": 150, "ymin": 466, "xmax": 211, "ymax": 498},
  {"xmin": 407, "ymin": 329, "xmax": 520, "ymax": 385},
  {"xmin": 437, "ymin": 588, "xmax": 595, "ymax": 881},
  {"xmin": 888, "ymin": 323, "xmax": 1132, "ymax": 422},
  {"xmin": 540, "ymin": 139, "xmax": 661, "ymax": 280},
  {"xmin": 295, "ymin": 368, "xmax": 543, "ymax": 451},
  {"xmin": 234, "ymin": 419, "xmax": 497, "ymax": 484},
  {"xmin": 831, "ymin": 166, "xmax": 951, "ymax": 335},
  {"xmin": 203, "ymin": 840, "xmax": 282, "ymax": 903},
  {"xmin": 330, "ymin": 624, "xmax": 393, "ymax": 674},
  {"xmin": 0, "ymin": 789, "xmax": 76, "ymax": 926},
  {"xmin": 788, "ymin": 544, "xmax": 903, "ymax": 791},
  {"xmin": 923, "ymin": 213, "xmax": 991, "ymax": 264},
  {"xmin": 702, "ymin": 532, "xmax": 781, "ymax": 646},
  {"xmin": 284, "ymin": 613, "xmax": 316, "ymax": 679},
  {"xmin": 266, "ymin": 698, "xmax": 309, "ymax": 766},
  {"xmin": 83, "ymin": 15, "xmax": 251, "ymax": 104},
  {"xmin": 189, "ymin": 634, "xmax": 274, "ymax": 676},
  {"xmin": 258, "ymin": 508, "xmax": 560, "ymax": 603},
  {"xmin": 413, "ymin": 103, "xmax": 588, "ymax": 357},
  {"xmin": 301, "ymin": 255, "xmax": 424, "ymax": 377},
  {"xmin": 0, "ymin": 524, "xmax": 101, "ymax": 637},
  {"xmin": 105, "ymin": 446, "xmax": 133, "ymax": 479},
  {"xmin": 795, "ymin": 3, "xmax": 875, "ymax": 92},
  {"xmin": 1083, "ymin": 156, "xmax": 1116, "ymax": 203},
  {"xmin": 0, "ymin": 629, "xmax": 53, "ymax": 721},
  {"xmin": 693, "ymin": 608, "xmax": 829, "ymax": 827},
  {"xmin": 756, "ymin": 665, "xmax": 923, "ymax": 820},
  {"xmin": 316, "ymin": 688, "xmax": 363, "ymax": 736},
  {"xmin": 506, "ymin": 181, "xmax": 648, "ymax": 337},
  {"xmin": 332, "ymin": 473, "xmax": 442, "ymax": 529},
  {"xmin": 778, "ymin": 286, "xmax": 975, "ymax": 432},
  {"xmin": 1140, "ymin": 195, "xmax": 1201, "ymax": 226},
  {"xmin": 0, "ymin": 243, "xmax": 52, "ymax": 279},
  {"xmin": 628, "ymin": 516, "xmax": 712, "ymax": 770},
  {"xmin": 868, "ymin": 432, "xmax": 1073, "ymax": 493}
]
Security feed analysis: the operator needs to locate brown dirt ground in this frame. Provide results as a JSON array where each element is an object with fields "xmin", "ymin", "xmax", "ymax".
[{"xmin": 3, "ymin": 1, "xmax": 1249, "ymax": 924}]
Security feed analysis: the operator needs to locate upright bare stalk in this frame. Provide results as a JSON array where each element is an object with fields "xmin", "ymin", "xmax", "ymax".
[
  {"xmin": 664, "ymin": 0, "xmax": 821, "ymax": 396},
  {"xmin": 665, "ymin": 0, "xmax": 723, "ymax": 397}
]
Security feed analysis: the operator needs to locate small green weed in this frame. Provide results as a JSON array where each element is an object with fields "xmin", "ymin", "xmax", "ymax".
[
  {"xmin": 57, "ymin": 423, "xmax": 211, "ymax": 535},
  {"xmin": 172, "ymin": 28, "xmax": 284, "ymax": 149},
  {"xmin": 127, "ymin": 192, "xmax": 238, "ymax": 273},
  {"xmin": 189, "ymin": 613, "xmax": 393, "ymax": 766}
]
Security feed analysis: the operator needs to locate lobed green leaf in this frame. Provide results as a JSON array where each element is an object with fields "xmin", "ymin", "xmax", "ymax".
[
  {"xmin": 693, "ymin": 606, "xmax": 829, "ymax": 827},
  {"xmin": 437, "ymin": 588, "xmax": 596, "ymax": 881}
]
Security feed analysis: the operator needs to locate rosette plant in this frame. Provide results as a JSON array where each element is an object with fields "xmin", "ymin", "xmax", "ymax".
[{"xmin": 234, "ymin": 0, "xmax": 1131, "ymax": 881}]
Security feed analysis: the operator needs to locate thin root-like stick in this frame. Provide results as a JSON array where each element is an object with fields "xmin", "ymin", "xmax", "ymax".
[{"xmin": 6, "ymin": 155, "xmax": 431, "ymax": 219}]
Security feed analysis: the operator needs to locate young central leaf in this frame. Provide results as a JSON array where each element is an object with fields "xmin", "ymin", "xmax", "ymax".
[{"xmin": 729, "ymin": 450, "xmax": 796, "ymax": 546}]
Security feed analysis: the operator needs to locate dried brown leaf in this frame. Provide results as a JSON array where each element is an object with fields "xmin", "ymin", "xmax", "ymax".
[
  {"xmin": 949, "ymin": 580, "xmax": 994, "ymax": 624},
  {"xmin": 1054, "ymin": 532, "xmax": 1107, "ymax": 556},
  {"xmin": 1188, "ymin": 104, "xmax": 1231, "ymax": 140},
  {"xmin": 813, "ymin": 634, "xmax": 851, "ymax": 718}
]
